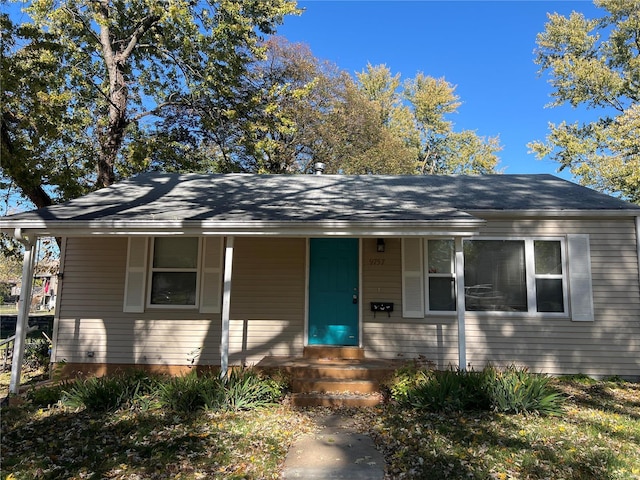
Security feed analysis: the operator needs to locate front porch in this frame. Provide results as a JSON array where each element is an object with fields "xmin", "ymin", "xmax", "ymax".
[{"xmin": 256, "ymin": 346, "xmax": 407, "ymax": 407}]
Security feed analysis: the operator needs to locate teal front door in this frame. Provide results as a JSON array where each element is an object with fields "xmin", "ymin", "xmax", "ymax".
[{"xmin": 308, "ymin": 238, "xmax": 359, "ymax": 346}]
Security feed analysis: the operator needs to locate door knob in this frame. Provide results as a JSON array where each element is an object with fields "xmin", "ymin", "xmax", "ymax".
[{"xmin": 353, "ymin": 294, "xmax": 358, "ymax": 304}]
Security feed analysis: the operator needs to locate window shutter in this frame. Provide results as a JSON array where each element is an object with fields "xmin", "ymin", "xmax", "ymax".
[
  {"xmin": 402, "ymin": 238, "xmax": 425, "ymax": 318},
  {"xmin": 567, "ymin": 234, "xmax": 594, "ymax": 321},
  {"xmin": 123, "ymin": 237, "xmax": 148, "ymax": 313},
  {"xmin": 200, "ymin": 237, "xmax": 223, "ymax": 313}
]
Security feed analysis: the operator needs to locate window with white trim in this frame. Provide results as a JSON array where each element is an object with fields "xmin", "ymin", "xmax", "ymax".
[
  {"xmin": 425, "ymin": 239, "xmax": 456, "ymax": 312},
  {"xmin": 463, "ymin": 238, "xmax": 567, "ymax": 314},
  {"xmin": 149, "ymin": 237, "xmax": 200, "ymax": 307},
  {"xmin": 533, "ymin": 240, "xmax": 565, "ymax": 313},
  {"xmin": 123, "ymin": 236, "xmax": 223, "ymax": 313},
  {"xmin": 405, "ymin": 237, "xmax": 580, "ymax": 317},
  {"xmin": 464, "ymin": 240, "xmax": 528, "ymax": 312}
]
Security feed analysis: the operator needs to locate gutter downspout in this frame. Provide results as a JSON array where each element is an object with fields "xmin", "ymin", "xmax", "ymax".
[
  {"xmin": 220, "ymin": 236, "xmax": 234, "ymax": 379},
  {"xmin": 9, "ymin": 229, "xmax": 37, "ymax": 395},
  {"xmin": 455, "ymin": 237, "xmax": 467, "ymax": 370}
]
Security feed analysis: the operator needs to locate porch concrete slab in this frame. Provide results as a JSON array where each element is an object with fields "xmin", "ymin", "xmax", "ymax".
[{"xmin": 281, "ymin": 413, "xmax": 385, "ymax": 479}]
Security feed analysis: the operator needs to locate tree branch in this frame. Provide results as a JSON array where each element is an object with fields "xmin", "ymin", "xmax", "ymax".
[
  {"xmin": 130, "ymin": 100, "xmax": 183, "ymax": 122},
  {"xmin": 119, "ymin": 14, "xmax": 162, "ymax": 64}
]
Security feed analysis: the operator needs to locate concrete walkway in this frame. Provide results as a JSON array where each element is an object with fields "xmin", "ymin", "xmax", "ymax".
[{"xmin": 281, "ymin": 412, "xmax": 386, "ymax": 479}]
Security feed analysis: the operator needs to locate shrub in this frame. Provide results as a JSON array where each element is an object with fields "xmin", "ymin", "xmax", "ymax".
[
  {"xmin": 158, "ymin": 371, "xmax": 220, "ymax": 412},
  {"xmin": 388, "ymin": 364, "xmax": 564, "ymax": 415},
  {"xmin": 26, "ymin": 382, "xmax": 70, "ymax": 407},
  {"xmin": 61, "ymin": 370, "xmax": 163, "ymax": 412},
  {"xmin": 385, "ymin": 363, "xmax": 430, "ymax": 404},
  {"xmin": 24, "ymin": 338, "xmax": 51, "ymax": 371},
  {"xmin": 485, "ymin": 366, "xmax": 564, "ymax": 415},
  {"xmin": 222, "ymin": 368, "xmax": 286, "ymax": 411}
]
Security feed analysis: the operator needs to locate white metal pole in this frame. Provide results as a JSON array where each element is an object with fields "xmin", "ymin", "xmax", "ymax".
[
  {"xmin": 455, "ymin": 237, "xmax": 467, "ymax": 371},
  {"xmin": 9, "ymin": 236, "xmax": 36, "ymax": 394},
  {"xmin": 220, "ymin": 236, "xmax": 234, "ymax": 379}
]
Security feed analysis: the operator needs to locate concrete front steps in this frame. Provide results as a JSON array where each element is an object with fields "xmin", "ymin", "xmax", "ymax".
[{"xmin": 256, "ymin": 346, "xmax": 403, "ymax": 407}]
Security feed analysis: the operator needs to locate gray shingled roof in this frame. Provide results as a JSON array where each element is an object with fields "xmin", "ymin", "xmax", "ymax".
[{"xmin": 1, "ymin": 173, "xmax": 638, "ymax": 235}]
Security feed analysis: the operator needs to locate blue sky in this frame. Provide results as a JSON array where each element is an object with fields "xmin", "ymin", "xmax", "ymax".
[{"xmin": 277, "ymin": 0, "xmax": 603, "ymax": 177}]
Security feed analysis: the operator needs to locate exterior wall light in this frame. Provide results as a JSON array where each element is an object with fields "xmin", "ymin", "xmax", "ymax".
[{"xmin": 377, "ymin": 238, "xmax": 385, "ymax": 253}]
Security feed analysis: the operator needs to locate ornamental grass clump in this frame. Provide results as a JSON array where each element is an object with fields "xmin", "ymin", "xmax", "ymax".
[
  {"xmin": 159, "ymin": 371, "xmax": 221, "ymax": 412},
  {"xmin": 223, "ymin": 368, "xmax": 287, "ymax": 411},
  {"xmin": 61, "ymin": 370, "xmax": 162, "ymax": 412},
  {"xmin": 485, "ymin": 365, "xmax": 565, "ymax": 415},
  {"xmin": 388, "ymin": 364, "xmax": 565, "ymax": 415},
  {"xmin": 158, "ymin": 368, "xmax": 288, "ymax": 413}
]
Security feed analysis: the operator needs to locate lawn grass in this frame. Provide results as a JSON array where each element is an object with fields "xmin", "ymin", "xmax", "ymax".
[
  {"xmin": 1, "ymin": 374, "xmax": 639, "ymax": 479},
  {"xmin": 354, "ymin": 377, "xmax": 640, "ymax": 479},
  {"xmin": 0, "ymin": 304, "xmax": 18, "ymax": 314},
  {"xmin": 1, "ymin": 403, "xmax": 316, "ymax": 479}
]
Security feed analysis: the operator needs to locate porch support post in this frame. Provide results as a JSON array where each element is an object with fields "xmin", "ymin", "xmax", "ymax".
[
  {"xmin": 9, "ymin": 231, "xmax": 36, "ymax": 395},
  {"xmin": 220, "ymin": 236, "xmax": 234, "ymax": 379},
  {"xmin": 454, "ymin": 237, "xmax": 467, "ymax": 371}
]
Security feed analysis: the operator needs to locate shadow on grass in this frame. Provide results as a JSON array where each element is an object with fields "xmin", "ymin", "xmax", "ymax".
[
  {"xmin": 364, "ymin": 400, "xmax": 635, "ymax": 480},
  {"xmin": 1, "ymin": 405, "xmax": 286, "ymax": 480},
  {"xmin": 554, "ymin": 379, "xmax": 640, "ymax": 420}
]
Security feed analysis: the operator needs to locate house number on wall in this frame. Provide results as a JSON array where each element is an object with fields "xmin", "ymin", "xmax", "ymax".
[{"xmin": 368, "ymin": 258, "xmax": 385, "ymax": 266}]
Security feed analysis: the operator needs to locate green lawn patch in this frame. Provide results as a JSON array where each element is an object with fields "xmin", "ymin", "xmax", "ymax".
[
  {"xmin": 355, "ymin": 377, "xmax": 640, "ymax": 479},
  {"xmin": 2, "ymin": 369, "xmax": 638, "ymax": 479}
]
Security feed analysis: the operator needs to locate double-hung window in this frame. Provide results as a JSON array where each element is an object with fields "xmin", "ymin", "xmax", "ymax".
[
  {"xmin": 123, "ymin": 236, "xmax": 223, "ymax": 313},
  {"xmin": 149, "ymin": 237, "xmax": 200, "ymax": 307},
  {"xmin": 462, "ymin": 238, "xmax": 567, "ymax": 314},
  {"xmin": 533, "ymin": 240, "xmax": 565, "ymax": 313},
  {"xmin": 411, "ymin": 237, "xmax": 574, "ymax": 316},
  {"xmin": 426, "ymin": 239, "xmax": 456, "ymax": 312}
]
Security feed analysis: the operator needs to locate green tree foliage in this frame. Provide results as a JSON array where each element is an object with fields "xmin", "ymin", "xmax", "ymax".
[
  {"xmin": 1, "ymin": 0, "xmax": 298, "ymax": 207},
  {"xmin": 2, "ymin": 5, "xmax": 501, "ymax": 215},
  {"xmin": 222, "ymin": 38, "xmax": 417, "ymax": 174},
  {"xmin": 530, "ymin": 0, "xmax": 640, "ymax": 203},
  {"xmin": 358, "ymin": 65, "xmax": 502, "ymax": 175},
  {"xmin": 0, "ymin": 15, "xmax": 89, "ymax": 208}
]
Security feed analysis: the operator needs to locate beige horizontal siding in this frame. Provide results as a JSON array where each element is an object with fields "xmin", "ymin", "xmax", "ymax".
[
  {"xmin": 359, "ymin": 218, "xmax": 640, "ymax": 378},
  {"xmin": 466, "ymin": 217, "xmax": 640, "ymax": 377},
  {"xmin": 52, "ymin": 215, "xmax": 640, "ymax": 379},
  {"xmin": 361, "ymin": 238, "xmax": 460, "ymax": 367},
  {"xmin": 54, "ymin": 237, "xmax": 221, "ymax": 365},
  {"xmin": 228, "ymin": 237, "xmax": 306, "ymax": 364},
  {"xmin": 54, "ymin": 236, "xmax": 306, "ymax": 368}
]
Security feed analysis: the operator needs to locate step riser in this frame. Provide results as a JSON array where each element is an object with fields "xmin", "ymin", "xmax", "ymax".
[
  {"xmin": 285, "ymin": 366, "xmax": 394, "ymax": 381},
  {"xmin": 290, "ymin": 395, "xmax": 382, "ymax": 408},
  {"xmin": 257, "ymin": 355, "xmax": 404, "ymax": 409},
  {"xmin": 291, "ymin": 379, "xmax": 379, "ymax": 394},
  {"xmin": 303, "ymin": 346, "xmax": 365, "ymax": 360}
]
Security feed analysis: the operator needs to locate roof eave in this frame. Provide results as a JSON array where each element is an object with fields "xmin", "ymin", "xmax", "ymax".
[
  {"xmin": 466, "ymin": 209, "xmax": 640, "ymax": 218},
  {"xmin": 0, "ymin": 218, "xmax": 485, "ymax": 238}
]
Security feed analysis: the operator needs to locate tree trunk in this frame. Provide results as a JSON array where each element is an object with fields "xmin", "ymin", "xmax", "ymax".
[
  {"xmin": 95, "ymin": 3, "xmax": 130, "ymax": 189},
  {"xmin": 95, "ymin": 52, "xmax": 129, "ymax": 189},
  {"xmin": 94, "ymin": 3, "xmax": 160, "ymax": 189}
]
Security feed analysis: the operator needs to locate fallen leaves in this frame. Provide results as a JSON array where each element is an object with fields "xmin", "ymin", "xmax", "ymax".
[
  {"xmin": 2, "ymin": 378, "xmax": 639, "ymax": 479},
  {"xmin": 1, "ymin": 404, "xmax": 315, "ymax": 479}
]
